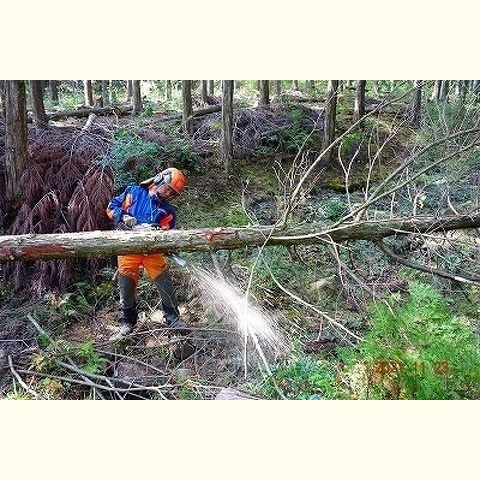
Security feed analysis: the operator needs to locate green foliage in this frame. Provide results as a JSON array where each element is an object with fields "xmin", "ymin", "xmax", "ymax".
[
  {"xmin": 100, "ymin": 128, "xmax": 159, "ymax": 189},
  {"xmin": 278, "ymin": 106, "xmax": 316, "ymax": 153},
  {"xmin": 249, "ymin": 246, "xmax": 310, "ymax": 292},
  {"xmin": 223, "ymin": 204, "xmax": 250, "ymax": 226},
  {"xmin": 141, "ymin": 100, "xmax": 155, "ymax": 117},
  {"xmin": 339, "ymin": 131, "xmax": 362, "ymax": 158},
  {"xmin": 322, "ymin": 198, "xmax": 348, "ymax": 221},
  {"xmin": 159, "ymin": 137, "xmax": 199, "ymax": 172},
  {"xmin": 257, "ymin": 355, "xmax": 340, "ymax": 399},
  {"xmin": 339, "ymin": 281, "xmax": 480, "ymax": 399},
  {"xmin": 74, "ymin": 341, "xmax": 107, "ymax": 374}
]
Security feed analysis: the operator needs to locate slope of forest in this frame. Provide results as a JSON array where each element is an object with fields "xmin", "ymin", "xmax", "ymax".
[{"xmin": 1, "ymin": 80, "xmax": 480, "ymax": 400}]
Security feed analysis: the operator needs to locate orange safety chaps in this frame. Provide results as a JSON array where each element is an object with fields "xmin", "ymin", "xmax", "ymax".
[{"xmin": 117, "ymin": 253, "xmax": 168, "ymax": 283}]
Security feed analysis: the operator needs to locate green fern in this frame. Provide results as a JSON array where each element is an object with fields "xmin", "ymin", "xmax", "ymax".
[{"xmin": 339, "ymin": 281, "xmax": 480, "ymax": 399}]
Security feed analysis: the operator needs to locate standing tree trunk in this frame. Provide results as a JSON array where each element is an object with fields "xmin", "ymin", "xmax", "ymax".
[
  {"xmin": 49, "ymin": 80, "xmax": 59, "ymax": 104},
  {"xmin": 208, "ymin": 80, "xmax": 215, "ymax": 96},
  {"xmin": 259, "ymin": 80, "xmax": 270, "ymax": 107},
  {"xmin": 439, "ymin": 80, "xmax": 450, "ymax": 102},
  {"xmin": 0, "ymin": 81, "xmax": 5, "ymax": 116},
  {"xmin": 409, "ymin": 80, "xmax": 422, "ymax": 128},
  {"xmin": 109, "ymin": 81, "xmax": 116, "ymax": 104},
  {"xmin": 166, "ymin": 80, "xmax": 172, "ymax": 100},
  {"xmin": 221, "ymin": 80, "xmax": 234, "ymax": 174},
  {"xmin": 430, "ymin": 80, "xmax": 442, "ymax": 102},
  {"xmin": 322, "ymin": 80, "xmax": 339, "ymax": 164},
  {"xmin": 201, "ymin": 80, "xmax": 208, "ymax": 104},
  {"xmin": 126, "ymin": 80, "xmax": 133, "ymax": 102},
  {"xmin": 30, "ymin": 81, "xmax": 48, "ymax": 129},
  {"xmin": 457, "ymin": 80, "xmax": 467, "ymax": 107},
  {"xmin": 83, "ymin": 80, "xmax": 93, "ymax": 106},
  {"xmin": 182, "ymin": 80, "xmax": 193, "ymax": 134},
  {"xmin": 274, "ymin": 80, "xmax": 281, "ymax": 96},
  {"xmin": 101, "ymin": 80, "xmax": 109, "ymax": 106},
  {"xmin": 353, "ymin": 80, "xmax": 366, "ymax": 123},
  {"xmin": 132, "ymin": 80, "xmax": 143, "ymax": 115},
  {"xmin": 293, "ymin": 80, "xmax": 299, "ymax": 90},
  {"xmin": 5, "ymin": 81, "xmax": 28, "ymax": 210}
]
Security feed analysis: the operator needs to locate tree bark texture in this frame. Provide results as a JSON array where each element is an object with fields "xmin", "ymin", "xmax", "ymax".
[
  {"xmin": 0, "ymin": 80, "xmax": 5, "ymax": 114},
  {"xmin": 46, "ymin": 105, "xmax": 133, "ymax": 120},
  {"xmin": 132, "ymin": 80, "xmax": 143, "ymax": 115},
  {"xmin": 201, "ymin": 80, "xmax": 208, "ymax": 104},
  {"xmin": 5, "ymin": 80, "xmax": 28, "ymax": 208},
  {"xmin": 84, "ymin": 80, "xmax": 93, "ymax": 106},
  {"xmin": 166, "ymin": 80, "xmax": 172, "ymax": 100},
  {"xmin": 259, "ymin": 80, "xmax": 270, "ymax": 107},
  {"xmin": 49, "ymin": 80, "xmax": 59, "ymax": 104},
  {"xmin": 409, "ymin": 80, "xmax": 422, "ymax": 128},
  {"xmin": 2, "ymin": 213, "xmax": 480, "ymax": 262},
  {"xmin": 354, "ymin": 80, "xmax": 366, "ymax": 123},
  {"xmin": 322, "ymin": 80, "xmax": 339, "ymax": 163},
  {"xmin": 208, "ymin": 80, "xmax": 214, "ymax": 96},
  {"xmin": 182, "ymin": 80, "xmax": 193, "ymax": 134},
  {"xmin": 439, "ymin": 80, "xmax": 450, "ymax": 101},
  {"xmin": 126, "ymin": 80, "xmax": 132, "ymax": 101},
  {"xmin": 30, "ymin": 80, "xmax": 49, "ymax": 129},
  {"xmin": 215, "ymin": 388, "xmax": 259, "ymax": 400},
  {"xmin": 430, "ymin": 80, "xmax": 442, "ymax": 101},
  {"xmin": 101, "ymin": 80, "xmax": 109, "ymax": 106},
  {"xmin": 221, "ymin": 80, "xmax": 234, "ymax": 174},
  {"xmin": 274, "ymin": 80, "xmax": 281, "ymax": 96}
]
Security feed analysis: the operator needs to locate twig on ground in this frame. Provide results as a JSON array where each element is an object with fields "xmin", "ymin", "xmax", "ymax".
[{"xmin": 8, "ymin": 355, "xmax": 45, "ymax": 400}]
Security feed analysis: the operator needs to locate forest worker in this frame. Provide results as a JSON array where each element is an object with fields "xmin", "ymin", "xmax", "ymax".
[{"xmin": 106, "ymin": 167, "xmax": 188, "ymax": 340}]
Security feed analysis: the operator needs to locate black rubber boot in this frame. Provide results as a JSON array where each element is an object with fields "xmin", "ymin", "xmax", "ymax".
[
  {"xmin": 153, "ymin": 271, "xmax": 189, "ymax": 334},
  {"xmin": 110, "ymin": 305, "xmax": 138, "ymax": 341},
  {"xmin": 121, "ymin": 305, "xmax": 138, "ymax": 328}
]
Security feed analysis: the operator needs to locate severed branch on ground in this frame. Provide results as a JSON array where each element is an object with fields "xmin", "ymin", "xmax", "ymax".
[{"xmin": 374, "ymin": 239, "xmax": 480, "ymax": 287}]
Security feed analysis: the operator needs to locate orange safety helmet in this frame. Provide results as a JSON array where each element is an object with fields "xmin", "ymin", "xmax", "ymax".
[
  {"xmin": 157, "ymin": 167, "xmax": 186, "ymax": 193},
  {"xmin": 142, "ymin": 167, "xmax": 186, "ymax": 193}
]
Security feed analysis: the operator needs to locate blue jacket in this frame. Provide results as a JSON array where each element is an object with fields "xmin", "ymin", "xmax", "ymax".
[{"xmin": 106, "ymin": 184, "xmax": 176, "ymax": 229}]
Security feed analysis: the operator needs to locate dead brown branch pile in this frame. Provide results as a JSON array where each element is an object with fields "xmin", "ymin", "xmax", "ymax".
[
  {"xmin": 0, "ymin": 126, "xmax": 114, "ymax": 293},
  {"xmin": 191, "ymin": 105, "xmax": 323, "ymax": 158}
]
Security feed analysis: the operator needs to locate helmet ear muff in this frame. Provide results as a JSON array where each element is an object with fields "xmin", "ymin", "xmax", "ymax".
[{"xmin": 153, "ymin": 172, "xmax": 165, "ymax": 185}]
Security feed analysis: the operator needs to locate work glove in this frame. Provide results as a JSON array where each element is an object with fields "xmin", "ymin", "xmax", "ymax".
[{"xmin": 121, "ymin": 214, "xmax": 137, "ymax": 229}]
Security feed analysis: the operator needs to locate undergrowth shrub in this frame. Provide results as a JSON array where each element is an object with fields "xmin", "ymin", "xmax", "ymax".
[
  {"xmin": 278, "ymin": 104, "xmax": 322, "ymax": 154},
  {"xmin": 339, "ymin": 281, "xmax": 480, "ymax": 399},
  {"xmin": 250, "ymin": 246, "xmax": 310, "ymax": 292},
  {"xmin": 322, "ymin": 198, "xmax": 349, "ymax": 221},
  {"xmin": 255, "ymin": 355, "xmax": 341, "ymax": 399},
  {"xmin": 100, "ymin": 129, "xmax": 159, "ymax": 190}
]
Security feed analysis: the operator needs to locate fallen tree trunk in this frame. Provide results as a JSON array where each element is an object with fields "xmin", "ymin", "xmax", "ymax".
[
  {"xmin": 46, "ymin": 105, "xmax": 133, "ymax": 120},
  {"xmin": 1, "ymin": 213, "xmax": 480, "ymax": 262},
  {"xmin": 159, "ymin": 105, "xmax": 223, "ymax": 122},
  {"xmin": 215, "ymin": 387, "xmax": 259, "ymax": 400}
]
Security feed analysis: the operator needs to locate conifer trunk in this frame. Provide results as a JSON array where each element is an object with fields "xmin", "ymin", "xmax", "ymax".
[
  {"xmin": 5, "ymin": 80, "xmax": 28, "ymax": 209},
  {"xmin": 2, "ymin": 213, "xmax": 480, "ymax": 262},
  {"xmin": 182, "ymin": 80, "xmax": 193, "ymax": 134},
  {"xmin": 221, "ymin": 80, "xmax": 234, "ymax": 174},
  {"xmin": 30, "ymin": 80, "xmax": 48, "ymax": 129}
]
